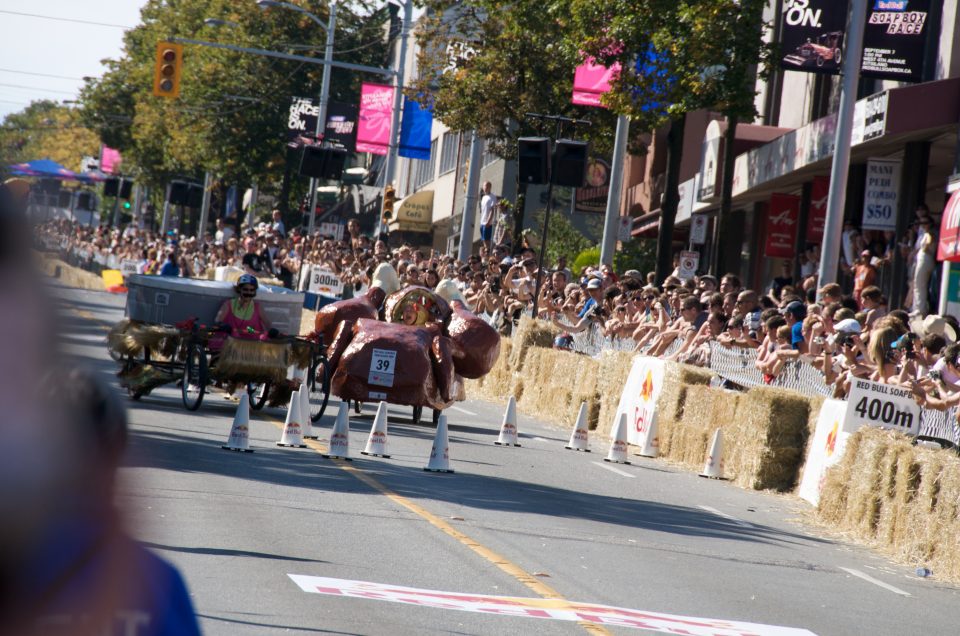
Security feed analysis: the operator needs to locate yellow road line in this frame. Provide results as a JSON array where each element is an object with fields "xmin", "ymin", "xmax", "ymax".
[{"xmin": 70, "ymin": 305, "xmax": 611, "ymax": 635}]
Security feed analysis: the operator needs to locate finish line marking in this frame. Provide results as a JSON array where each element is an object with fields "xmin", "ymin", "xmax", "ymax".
[
  {"xmin": 287, "ymin": 575, "xmax": 817, "ymax": 635},
  {"xmin": 697, "ymin": 505, "xmax": 752, "ymax": 528},
  {"xmin": 838, "ymin": 568, "xmax": 911, "ymax": 597},
  {"xmin": 592, "ymin": 461, "xmax": 636, "ymax": 479}
]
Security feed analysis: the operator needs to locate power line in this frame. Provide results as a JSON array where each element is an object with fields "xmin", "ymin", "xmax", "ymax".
[
  {"xmin": 0, "ymin": 68, "xmax": 85, "ymax": 81},
  {"xmin": 0, "ymin": 83, "xmax": 75, "ymax": 95},
  {"xmin": 0, "ymin": 10, "xmax": 131, "ymax": 29}
]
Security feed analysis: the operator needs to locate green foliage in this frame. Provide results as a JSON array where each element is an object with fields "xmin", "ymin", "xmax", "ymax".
[
  {"xmin": 526, "ymin": 209, "xmax": 593, "ymax": 268},
  {"xmin": 572, "ymin": 246, "xmax": 600, "ymax": 277},
  {"xmin": 613, "ymin": 239, "xmax": 657, "ymax": 275},
  {"xmin": 77, "ymin": 0, "xmax": 392, "ymax": 192},
  {"xmin": 0, "ymin": 101, "xmax": 100, "ymax": 171},
  {"xmin": 412, "ymin": 0, "xmax": 619, "ymax": 158}
]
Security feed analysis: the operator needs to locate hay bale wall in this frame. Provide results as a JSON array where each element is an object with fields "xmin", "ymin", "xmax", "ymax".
[
  {"xmin": 39, "ymin": 258, "xmax": 105, "ymax": 292},
  {"xmin": 819, "ymin": 428, "xmax": 960, "ymax": 583},
  {"xmin": 594, "ymin": 351, "xmax": 635, "ymax": 437}
]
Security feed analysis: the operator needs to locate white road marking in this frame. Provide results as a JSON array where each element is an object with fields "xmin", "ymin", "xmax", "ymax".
[
  {"xmin": 839, "ymin": 567, "xmax": 912, "ymax": 597},
  {"xmin": 592, "ymin": 461, "xmax": 635, "ymax": 478},
  {"xmin": 697, "ymin": 505, "xmax": 752, "ymax": 528},
  {"xmin": 450, "ymin": 405, "xmax": 478, "ymax": 416}
]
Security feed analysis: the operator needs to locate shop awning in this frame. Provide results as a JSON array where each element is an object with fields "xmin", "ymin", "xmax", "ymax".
[
  {"xmin": 389, "ymin": 189, "xmax": 434, "ymax": 233},
  {"xmin": 938, "ymin": 189, "xmax": 960, "ymax": 261}
]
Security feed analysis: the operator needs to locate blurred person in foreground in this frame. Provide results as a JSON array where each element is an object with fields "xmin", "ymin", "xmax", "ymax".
[{"xmin": 0, "ymin": 187, "xmax": 201, "ymax": 636}]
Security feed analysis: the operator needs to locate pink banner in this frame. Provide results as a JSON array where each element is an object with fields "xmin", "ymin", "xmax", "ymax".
[
  {"xmin": 356, "ymin": 83, "xmax": 395, "ymax": 155},
  {"xmin": 100, "ymin": 145, "xmax": 122, "ymax": 174},
  {"xmin": 572, "ymin": 57, "xmax": 620, "ymax": 108}
]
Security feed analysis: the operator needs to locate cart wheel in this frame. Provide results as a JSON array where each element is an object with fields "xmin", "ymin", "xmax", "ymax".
[
  {"xmin": 412, "ymin": 405, "xmax": 423, "ymax": 425},
  {"xmin": 181, "ymin": 342, "xmax": 207, "ymax": 411},
  {"xmin": 354, "ymin": 400, "xmax": 362, "ymax": 414},
  {"xmin": 127, "ymin": 386, "xmax": 142, "ymax": 401},
  {"xmin": 247, "ymin": 382, "xmax": 269, "ymax": 411},
  {"xmin": 816, "ymin": 55, "xmax": 825, "ymax": 67},
  {"xmin": 108, "ymin": 348, "xmax": 122, "ymax": 362},
  {"xmin": 309, "ymin": 357, "xmax": 331, "ymax": 423},
  {"xmin": 433, "ymin": 409, "xmax": 441, "ymax": 426},
  {"xmin": 834, "ymin": 49, "xmax": 842, "ymax": 65}
]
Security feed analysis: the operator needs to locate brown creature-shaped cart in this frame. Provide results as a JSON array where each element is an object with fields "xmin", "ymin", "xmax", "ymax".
[{"xmin": 314, "ymin": 273, "xmax": 501, "ymax": 425}]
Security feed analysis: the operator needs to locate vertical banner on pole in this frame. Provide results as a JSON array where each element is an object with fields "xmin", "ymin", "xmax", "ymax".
[
  {"xmin": 398, "ymin": 96, "xmax": 433, "ymax": 160},
  {"xmin": 571, "ymin": 56, "xmax": 619, "ymax": 107},
  {"xmin": 357, "ymin": 83, "xmax": 395, "ymax": 156},
  {"xmin": 765, "ymin": 193, "xmax": 800, "ymax": 259},
  {"xmin": 861, "ymin": 158, "xmax": 902, "ymax": 232},
  {"xmin": 806, "ymin": 176, "xmax": 830, "ymax": 242}
]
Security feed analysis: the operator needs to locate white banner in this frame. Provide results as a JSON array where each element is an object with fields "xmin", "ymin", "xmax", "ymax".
[
  {"xmin": 318, "ymin": 222, "xmax": 345, "ymax": 241},
  {"xmin": 861, "ymin": 158, "xmax": 901, "ymax": 232},
  {"xmin": 844, "ymin": 379, "xmax": 920, "ymax": 436},
  {"xmin": 288, "ymin": 575, "xmax": 816, "ymax": 635},
  {"xmin": 798, "ymin": 399, "xmax": 851, "ymax": 507},
  {"xmin": 119, "ymin": 259, "xmax": 139, "ymax": 278},
  {"xmin": 614, "ymin": 356, "xmax": 666, "ymax": 447},
  {"xmin": 308, "ymin": 266, "xmax": 344, "ymax": 297}
]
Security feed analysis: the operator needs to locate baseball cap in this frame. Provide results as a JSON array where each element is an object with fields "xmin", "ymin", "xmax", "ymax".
[
  {"xmin": 586, "ymin": 278, "xmax": 603, "ymax": 290},
  {"xmin": 781, "ymin": 300, "xmax": 807, "ymax": 319},
  {"xmin": 834, "ymin": 318, "xmax": 862, "ymax": 334},
  {"xmin": 699, "ymin": 274, "xmax": 718, "ymax": 286},
  {"xmin": 622, "ymin": 269, "xmax": 642, "ymax": 280}
]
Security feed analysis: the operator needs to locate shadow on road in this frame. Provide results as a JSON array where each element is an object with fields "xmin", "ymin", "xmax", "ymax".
[{"xmin": 140, "ymin": 541, "xmax": 328, "ymax": 563}]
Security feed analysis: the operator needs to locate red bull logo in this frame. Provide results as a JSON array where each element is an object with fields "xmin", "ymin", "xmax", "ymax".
[{"xmin": 640, "ymin": 371, "xmax": 654, "ymax": 402}]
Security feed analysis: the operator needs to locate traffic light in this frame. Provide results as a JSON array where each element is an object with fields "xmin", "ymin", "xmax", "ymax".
[
  {"xmin": 382, "ymin": 185, "xmax": 396, "ymax": 224},
  {"xmin": 153, "ymin": 42, "xmax": 184, "ymax": 98}
]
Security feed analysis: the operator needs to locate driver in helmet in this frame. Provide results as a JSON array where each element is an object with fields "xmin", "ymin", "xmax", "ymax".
[{"xmin": 211, "ymin": 274, "xmax": 273, "ymax": 346}]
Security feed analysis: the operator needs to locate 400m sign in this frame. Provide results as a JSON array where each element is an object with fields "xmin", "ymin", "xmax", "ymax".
[{"xmin": 843, "ymin": 379, "xmax": 919, "ymax": 436}]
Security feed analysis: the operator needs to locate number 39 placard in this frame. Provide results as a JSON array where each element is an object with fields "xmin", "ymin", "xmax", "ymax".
[
  {"xmin": 843, "ymin": 379, "xmax": 919, "ymax": 436},
  {"xmin": 368, "ymin": 349, "xmax": 397, "ymax": 387}
]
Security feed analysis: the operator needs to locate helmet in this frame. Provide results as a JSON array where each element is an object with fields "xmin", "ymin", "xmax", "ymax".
[{"xmin": 236, "ymin": 274, "xmax": 258, "ymax": 291}]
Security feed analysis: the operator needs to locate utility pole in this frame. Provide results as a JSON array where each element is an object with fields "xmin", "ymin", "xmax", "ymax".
[
  {"xmin": 382, "ymin": 0, "xmax": 412, "ymax": 189},
  {"xmin": 197, "ymin": 171, "xmax": 213, "ymax": 241},
  {"xmin": 307, "ymin": 2, "xmax": 337, "ymax": 236},
  {"xmin": 816, "ymin": 0, "xmax": 866, "ymax": 291},
  {"xmin": 160, "ymin": 183, "xmax": 172, "ymax": 236},
  {"xmin": 457, "ymin": 131, "xmax": 484, "ymax": 261},
  {"xmin": 600, "ymin": 114, "xmax": 629, "ymax": 265}
]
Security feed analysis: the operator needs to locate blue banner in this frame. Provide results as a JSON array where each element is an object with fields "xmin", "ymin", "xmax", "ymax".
[{"xmin": 398, "ymin": 96, "xmax": 433, "ymax": 160}]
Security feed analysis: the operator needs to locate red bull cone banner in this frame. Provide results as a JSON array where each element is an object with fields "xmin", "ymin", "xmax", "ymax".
[{"xmin": 613, "ymin": 357, "xmax": 666, "ymax": 447}]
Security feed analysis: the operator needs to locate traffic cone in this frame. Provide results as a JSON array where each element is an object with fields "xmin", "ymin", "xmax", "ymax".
[
  {"xmin": 564, "ymin": 402, "xmax": 591, "ymax": 452},
  {"xmin": 494, "ymin": 396, "xmax": 521, "ymax": 447},
  {"xmin": 221, "ymin": 392, "xmax": 254, "ymax": 452},
  {"xmin": 277, "ymin": 391, "xmax": 306, "ymax": 448},
  {"xmin": 361, "ymin": 401, "xmax": 391, "ymax": 458},
  {"xmin": 603, "ymin": 412, "xmax": 631, "ymax": 464},
  {"xmin": 636, "ymin": 416, "xmax": 659, "ymax": 458},
  {"xmin": 299, "ymin": 381, "xmax": 317, "ymax": 440},
  {"xmin": 699, "ymin": 428, "xmax": 726, "ymax": 479},
  {"xmin": 321, "ymin": 402, "xmax": 351, "ymax": 460},
  {"xmin": 424, "ymin": 414, "xmax": 454, "ymax": 473}
]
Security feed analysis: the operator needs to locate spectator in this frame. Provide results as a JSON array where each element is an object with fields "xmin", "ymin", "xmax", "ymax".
[
  {"xmin": 159, "ymin": 249, "xmax": 180, "ymax": 277},
  {"xmin": 479, "ymin": 181, "xmax": 496, "ymax": 252},
  {"xmin": 271, "ymin": 209, "xmax": 286, "ymax": 237}
]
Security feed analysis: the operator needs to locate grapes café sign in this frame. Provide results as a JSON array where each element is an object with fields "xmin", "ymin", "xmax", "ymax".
[{"xmin": 843, "ymin": 379, "xmax": 919, "ymax": 436}]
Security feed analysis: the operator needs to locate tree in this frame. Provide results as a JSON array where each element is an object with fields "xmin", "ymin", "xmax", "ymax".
[
  {"xmin": 565, "ymin": 0, "xmax": 773, "ymax": 282},
  {"xmin": 78, "ymin": 0, "xmax": 394, "ymax": 211},
  {"xmin": 0, "ymin": 101, "xmax": 100, "ymax": 171},
  {"xmin": 412, "ymin": 0, "xmax": 619, "ymax": 159}
]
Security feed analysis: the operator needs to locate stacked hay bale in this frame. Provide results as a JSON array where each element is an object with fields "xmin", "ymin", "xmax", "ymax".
[
  {"xmin": 467, "ymin": 337, "xmax": 515, "ymax": 401},
  {"xmin": 660, "ymin": 384, "xmax": 732, "ymax": 468},
  {"xmin": 655, "ymin": 364, "xmax": 714, "ymax": 457},
  {"xmin": 518, "ymin": 347, "xmax": 601, "ymax": 428},
  {"xmin": 725, "ymin": 387, "xmax": 812, "ymax": 491},
  {"xmin": 819, "ymin": 428, "xmax": 960, "ymax": 582},
  {"xmin": 508, "ymin": 316, "xmax": 558, "ymax": 369},
  {"xmin": 39, "ymin": 258, "xmax": 106, "ymax": 292},
  {"xmin": 594, "ymin": 351, "xmax": 635, "ymax": 436}
]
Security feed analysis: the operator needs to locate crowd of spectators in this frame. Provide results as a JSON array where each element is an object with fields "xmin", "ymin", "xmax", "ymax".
[{"xmin": 35, "ymin": 207, "xmax": 960, "ymax": 411}]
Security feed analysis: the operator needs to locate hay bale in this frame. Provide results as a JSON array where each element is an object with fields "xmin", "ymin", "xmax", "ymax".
[
  {"xmin": 216, "ymin": 338, "xmax": 289, "ymax": 384},
  {"xmin": 818, "ymin": 428, "xmax": 891, "ymax": 534},
  {"xmin": 107, "ymin": 319, "xmax": 141, "ymax": 358},
  {"xmin": 595, "ymin": 351, "xmax": 635, "ymax": 438},
  {"xmin": 663, "ymin": 384, "xmax": 723, "ymax": 469},
  {"xmin": 517, "ymin": 348, "xmax": 600, "ymax": 427},
  {"xmin": 655, "ymin": 363, "xmax": 714, "ymax": 457},
  {"xmin": 725, "ymin": 386, "xmax": 812, "ymax": 491},
  {"xmin": 508, "ymin": 316, "xmax": 558, "ymax": 371}
]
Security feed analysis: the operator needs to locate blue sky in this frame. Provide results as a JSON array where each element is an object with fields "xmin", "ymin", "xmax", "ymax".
[{"xmin": 0, "ymin": 1, "xmax": 146, "ymax": 120}]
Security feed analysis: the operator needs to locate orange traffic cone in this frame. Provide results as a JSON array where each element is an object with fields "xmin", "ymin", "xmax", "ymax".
[
  {"xmin": 221, "ymin": 392, "xmax": 254, "ymax": 452},
  {"xmin": 495, "ymin": 396, "xmax": 521, "ymax": 447},
  {"xmin": 423, "ymin": 414, "xmax": 454, "ymax": 473},
  {"xmin": 564, "ymin": 402, "xmax": 590, "ymax": 452},
  {"xmin": 361, "ymin": 402, "xmax": 390, "ymax": 458}
]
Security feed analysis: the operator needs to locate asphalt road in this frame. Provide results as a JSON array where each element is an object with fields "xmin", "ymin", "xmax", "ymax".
[{"xmin": 54, "ymin": 283, "xmax": 960, "ymax": 636}]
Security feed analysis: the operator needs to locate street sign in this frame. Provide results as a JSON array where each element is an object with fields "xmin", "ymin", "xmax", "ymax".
[
  {"xmin": 690, "ymin": 214, "xmax": 708, "ymax": 245},
  {"xmin": 678, "ymin": 250, "xmax": 699, "ymax": 280},
  {"xmin": 617, "ymin": 216, "xmax": 633, "ymax": 242},
  {"xmin": 843, "ymin": 379, "xmax": 920, "ymax": 436},
  {"xmin": 308, "ymin": 266, "xmax": 344, "ymax": 297}
]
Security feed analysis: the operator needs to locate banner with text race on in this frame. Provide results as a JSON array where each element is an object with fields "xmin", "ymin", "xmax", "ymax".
[
  {"xmin": 357, "ymin": 83, "xmax": 395, "ymax": 156},
  {"xmin": 614, "ymin": 356, "xmax": 666, "ymax": 447}
]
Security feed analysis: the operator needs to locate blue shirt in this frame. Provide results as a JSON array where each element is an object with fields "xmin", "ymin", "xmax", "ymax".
[
  {"xmin": 159, "ymin": 260, "xmax": 179, "ymax": 277},
  {"xmin": 578, "ymin": 297, "xmax": 597, "ymax": 319},
  {"xmin": 791, "ymin": 321, "xmax": 804, "ymax": 350}
]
